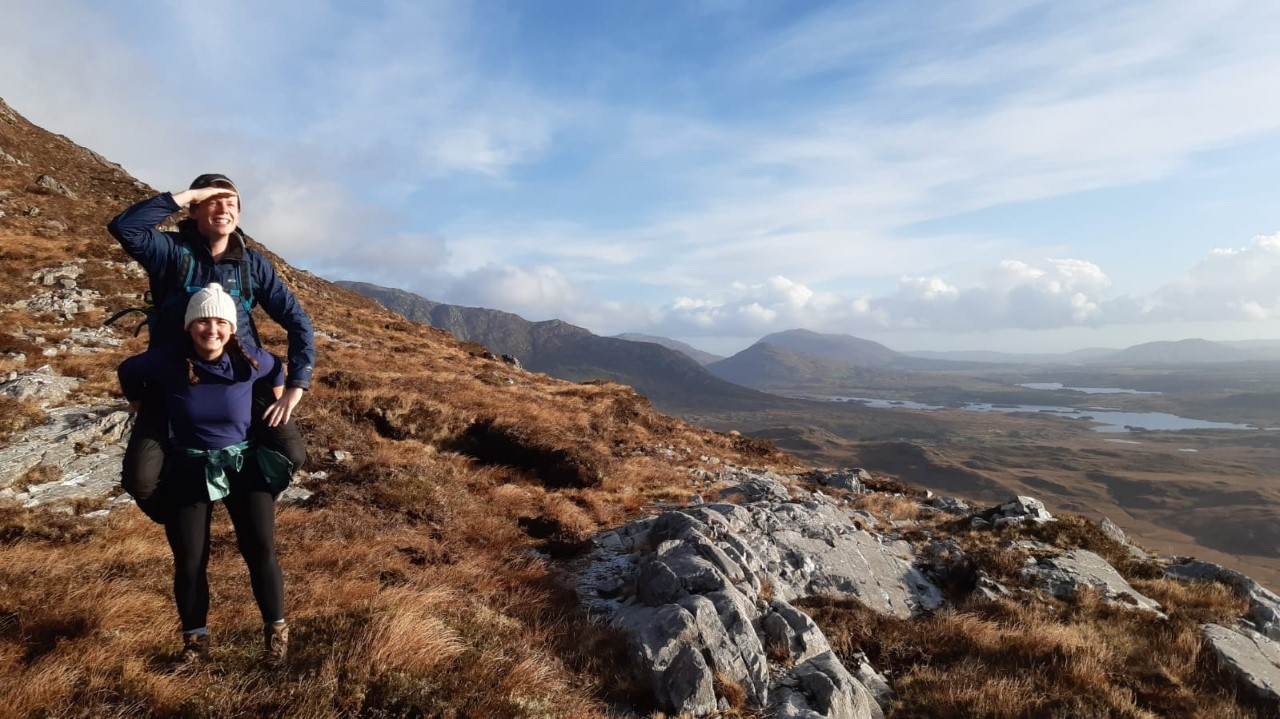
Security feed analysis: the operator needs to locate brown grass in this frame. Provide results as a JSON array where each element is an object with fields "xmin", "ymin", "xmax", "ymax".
[
  {"xmin": 851, "ymin": 492, "xmax": 924, "ymax": 523},
  {"xmin": 802, "ymin": 583, "xmax": 1254, "ymax": 719},
  {"xmin": 0, "ymin": 397, "xmax": 45, "ymax": 444}
]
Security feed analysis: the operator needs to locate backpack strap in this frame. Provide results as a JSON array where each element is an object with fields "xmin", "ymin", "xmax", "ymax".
[{"xmin": 237, "ymin": 250, "xmax": 255, "ymax": 312}]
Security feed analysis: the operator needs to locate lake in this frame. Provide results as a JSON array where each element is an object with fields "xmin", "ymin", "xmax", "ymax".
[
  {"xmin": 1018, "ymin": 382, "xmax": 1160, "ymax": 395},
  {"xmin": 830, "ymin": 396, "xmax": 1257, "ymax": 433}
]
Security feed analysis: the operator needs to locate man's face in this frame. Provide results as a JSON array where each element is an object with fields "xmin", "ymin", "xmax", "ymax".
[{"xmin": 191, "ymin": 190, "xmax": 240, "ymax": 239}]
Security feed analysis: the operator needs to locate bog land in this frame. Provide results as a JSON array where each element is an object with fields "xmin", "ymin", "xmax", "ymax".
[{"xmin": 683, "ymin": 359, "xmax": 1280, "ymax": 589}]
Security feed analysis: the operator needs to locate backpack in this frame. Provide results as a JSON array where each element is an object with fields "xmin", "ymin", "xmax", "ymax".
[{"xmin": 105, "ymin": 244, "xmax": 256, "ymax": 337}]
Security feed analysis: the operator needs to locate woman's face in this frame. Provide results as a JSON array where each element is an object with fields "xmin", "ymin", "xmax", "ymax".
[{"xmin": 189, "ymin": 317, "xmax": 233, "ymax": 358}]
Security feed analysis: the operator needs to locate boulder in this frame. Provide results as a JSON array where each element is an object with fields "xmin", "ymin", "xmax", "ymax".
[
  {"xmin": 985, "ymin": 496, "xmax": 1055, "ymax": 527},
  {"xmin": 1023, "ymin": 549, "xmax": 1163, "ymax": 615},
  {"xmin": 809, "ymin": 468, "xmax": 871, "ymax": 493},
  {"xmin": 717, "ymin": 469, "xmax": 793, "ymax": 503},
  {"xmin": 577, "ymin": 496, "xmax": 942, "ymax": 716},
  {"xmin": 773, "ymin": 651, "xmax": 883, "ymax": 719},
  {"xmin": 35, "ymin": 174, "xmax": 77, "ymax": 199},
  {"xmin": 928, "ymin": 496, "xmax": 971, "ymax": 516},
  {"xmin": 1201, "ymin": 623, "xmax": 1280, "ymax": 711}
]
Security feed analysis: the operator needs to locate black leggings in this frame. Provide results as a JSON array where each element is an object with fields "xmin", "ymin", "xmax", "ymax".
[
  {"xmin": 165, "ymin": 477, "xmax": 284, "ymax": 631},
  {"xmin": 125, "ymin": 376, "xmax": 307, "ymax": 522}
]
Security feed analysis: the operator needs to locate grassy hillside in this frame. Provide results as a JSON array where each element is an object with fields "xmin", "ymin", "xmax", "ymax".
[{"xmin": 0, "ymin": 97, "xmax": 796, "ymax": 717}]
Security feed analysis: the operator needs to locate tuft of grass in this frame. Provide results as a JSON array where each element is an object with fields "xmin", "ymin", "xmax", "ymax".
[{"xmin": 0, "ymin": 397, "xmax": 45, "ymax": 444}]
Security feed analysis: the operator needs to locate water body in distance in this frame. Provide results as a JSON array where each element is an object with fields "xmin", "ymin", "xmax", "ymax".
[
  {"xmin": 830, "ymin": 397, "xmax": 1256, "ymax": 433},
  {"xmin": 1018, "ymin": 382, "xmax": 1160, "ymax": 395}
]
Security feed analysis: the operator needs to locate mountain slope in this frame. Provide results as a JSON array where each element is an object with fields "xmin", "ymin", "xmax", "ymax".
[
  {"xmin": 1100, "ymin": 338, "xmax": 1246, "ymax": 365},
  {"xmin": 337, "ymin": 280, "xmax": 775, "ymax": 411},
  {"xmin": 755, "ymin": 328, "xmax": 991, "ymax": 372},
  {"xmin": 706, "ymin": 342, "xmax": 864, "ymax": 389},
  {"xmin": 759, "ymin": 328, "xmax": 901, "ymax": 366},
  {"xmin": 611, "ymin": 332, "xmax": 725, "ymax": 365},
  {"xmin": 0, "ymin": 96, "xmax": 795, "ymax": 717}
]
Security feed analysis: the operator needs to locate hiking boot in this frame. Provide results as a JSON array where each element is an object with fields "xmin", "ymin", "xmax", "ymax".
[
  {"xmin": 263, "ymin": 621, "xmax": 288, "ymax": 668},
  {"xmin": 181, "ymin": 633, "xmax": 209, "ymax": 662}
]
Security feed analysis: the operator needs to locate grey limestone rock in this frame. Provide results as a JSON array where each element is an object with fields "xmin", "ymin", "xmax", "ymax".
[
  {"xmin": 0, "ymin": 365, "xmax": 80, "ymax": 407},
  {"xmin": 1166, "ymin": 559, "xmax": 1280, "ymax": 640},
  {"xmin": 982, "ymin": 495, "xmax": 1054, "ymax": 528},
  {"xmin": 809, "ymin": 468, "xmax": 871, "ymax": 493},
  {"xmin": 762, "ymin": 599, "xmax": 832, "ymax": 665},
  {"xmin": 1099, "ymin": 516, "xmax": 1149, "ymax": 560},
  {"xmin": 577, "ymin": 493, "xmax": 941, "ymax": 716},
  {"xmin": 616, "ymin": 603, "xmax": 718, "ymax": 716},
  {"xmin": 1201, "ymin": 623, "xmax": 1280, "ymax": 710},
  {"xmin": 35, "ymin": 174, "xmax": 77, "ymax": 199},
  {"xmin": 773, "ymin": 651, "xmax": 883, "ymax": 719},
  {"xmin": 928, "ymin": 495, "xmax": 971, "ymax": 515},
  {"xmin": 1023, "ymin": 548, "xmax": 1163, "ymax": 615},
  {"xmin": 0, "ymin": 405, "xmax": 130, "ymax": 510},
  {"xmin": 718, "ymin": 469, "xmax": 793, "ymax": 503},
  {"xmin": 12, "ymin": 286, "xmax": 102, "ymax": 318}
]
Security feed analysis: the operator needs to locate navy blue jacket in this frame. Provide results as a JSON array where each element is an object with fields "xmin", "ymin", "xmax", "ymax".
[{"xmin": 108, "ymin": 193, "xmax": 315, "ymax": 390}]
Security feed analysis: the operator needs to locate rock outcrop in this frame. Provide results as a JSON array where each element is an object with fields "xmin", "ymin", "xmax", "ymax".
[
  {"xmin": 1022, "ymin": 548, "xmax": 1163, "ymax": 615},
  {"xmin": 578, "ymin": 472, "xmax": 939, "ymax": 717},
  {"xmin": 0, "ymin": 404, "xmax": 131, "ymax": 508},
  {"xmin": 1200, "ymin": 623, "xmax": 1280, "ymax": 710}
]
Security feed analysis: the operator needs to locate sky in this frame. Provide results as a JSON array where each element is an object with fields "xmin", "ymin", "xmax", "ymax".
[{"xmin": 6, "ymin": 0, "xmax": 1280, "ymax": 356}]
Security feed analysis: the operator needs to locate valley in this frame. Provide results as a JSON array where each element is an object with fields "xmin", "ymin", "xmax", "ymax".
[{"xmin": 684, "ymin": 362, "xmax": 1280, "ymax": 588}]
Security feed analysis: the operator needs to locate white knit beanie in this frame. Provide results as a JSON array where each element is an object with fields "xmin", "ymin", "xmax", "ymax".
[{"xmin": 184, "ymin": 283, "xmax": 238, "ymax": 333}]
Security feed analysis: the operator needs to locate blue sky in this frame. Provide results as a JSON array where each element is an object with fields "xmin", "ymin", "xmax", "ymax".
[{"xmin": 6, "ymin": 0, "xmax": 1280, "ymax": 355}]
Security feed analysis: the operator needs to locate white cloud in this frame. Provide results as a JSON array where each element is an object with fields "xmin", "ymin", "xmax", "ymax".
[
  {"xmin": 1148, "ymin": 233, "xmax": 1280, "ymax": 321},
  {"xmin": 639, "ymin": 236, "xmax": 1280, "ymax": 339},
  {"xmin": 443, "ymin": 264, "xmax": 583, "ymax": 320}
]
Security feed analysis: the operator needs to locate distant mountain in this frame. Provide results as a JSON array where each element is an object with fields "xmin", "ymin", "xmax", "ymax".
[
  {"xmin": 336, "ymin": 281, "xmax": 776, "ymax": 410},
  {"xmin": 612, "ymin": 333, "xmax": 725, "ymax": 365},
  {"xmin": 1099, "ymin": 338, "xmax": 1246, "ymax": 365},
  {"xmin": 758, "ymin": 329, "xmax": 900, "ymax": 367},
  {"xmin": 1220, "ymin": 340, "xmax": 1280, "ymax": 361},
  {"xmin": 754, "ymin": 328, "xmax": 992, "ymax": 372},
  {"xmin": 707, "ymin": 342, "xmax": 861, "ymax": 389}
]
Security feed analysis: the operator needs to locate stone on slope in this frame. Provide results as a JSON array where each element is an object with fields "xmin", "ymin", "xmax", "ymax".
[
  {"xmin": 984, "ymin": 496, "xmax": 1054, "ymax": 528},
  {"xmin": 1166, "ymin": 559, "xmax": 1280, "ymax": 641},
  {"xmin": 1201, "ymin": 623, "xmax": 1280, "ymax": 711},
  {"xmin": 0, "ymin": 365, "xmax": 79, "ymax": 406},
  {"xmin": 1022, "ymin": 548, "xmax": 1163, "ymax": 615},
  {"xmin": 577, "ymin": 477, "xmax": 941, "ymax": 717},
  {"xmin": 773, "ymin": 651, "xmax": 883, "ymax": 719},
  {"xmin": 0, "ymin": 405, "xmax": 130, "ymax": 509}
]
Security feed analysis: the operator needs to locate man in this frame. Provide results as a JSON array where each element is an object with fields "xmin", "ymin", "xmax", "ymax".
[{"xmin": 108, "ymin": 174, "xmax": 314, "ymax": 519}]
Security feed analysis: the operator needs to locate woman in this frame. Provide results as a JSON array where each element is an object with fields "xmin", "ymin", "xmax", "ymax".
[{"xmin": 118, "ymin": 282, "xmax": 292, "ymax": 666}]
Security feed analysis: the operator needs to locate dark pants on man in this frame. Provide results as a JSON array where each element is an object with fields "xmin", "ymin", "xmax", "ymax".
[
  {"xmin": 165, "ymin": 464, "xmax": 284, "ymax": 630},
  {"xmin": 123, "ymin": 377, "xmax": 307, "ymax": 523}
]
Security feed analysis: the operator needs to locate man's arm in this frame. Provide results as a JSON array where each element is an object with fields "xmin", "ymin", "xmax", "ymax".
[
  {"xmin": 250, "ymin": 253, "xmax": 315, "ymax": 391},
  {"xmin": 107, "ymin": 189, "xmax": 230, "ymax": 265},
  {"xmin": 107, "ymin": 194, "xmax": 184, "ymax": 274}
]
